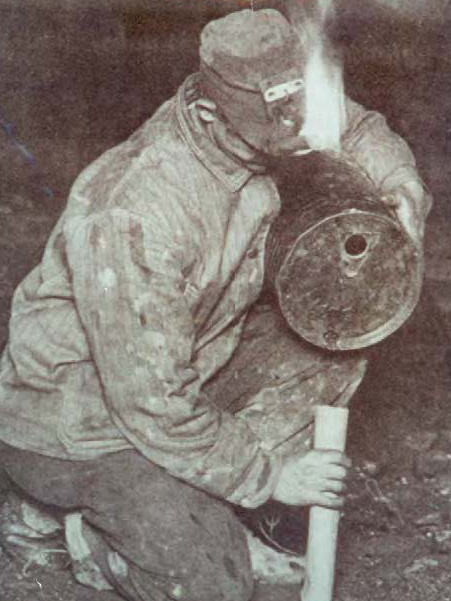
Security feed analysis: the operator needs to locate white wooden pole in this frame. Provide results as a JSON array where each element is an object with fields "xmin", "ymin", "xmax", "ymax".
[{"xmin": 301, "ymin": 405, "xmax": 349, "ymax": 601}]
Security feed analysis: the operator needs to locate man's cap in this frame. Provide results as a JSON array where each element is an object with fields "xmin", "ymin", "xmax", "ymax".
[{"xmin": 199, "ymin": 9, "xmax": 305, "ymax": 91}]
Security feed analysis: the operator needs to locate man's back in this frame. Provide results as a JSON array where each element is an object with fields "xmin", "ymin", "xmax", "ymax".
[{"xmin": 0, "ymin": 75, "xmax": 280, "ymax": 469}]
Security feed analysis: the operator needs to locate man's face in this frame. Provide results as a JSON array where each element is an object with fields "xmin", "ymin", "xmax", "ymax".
[
  {"xmin": 212, "ymin": 43, "xmax": 347, "ymax": 158},
  {"xmin": 226, "ymin": 87, "xmax": 310, "ymax": 158}
]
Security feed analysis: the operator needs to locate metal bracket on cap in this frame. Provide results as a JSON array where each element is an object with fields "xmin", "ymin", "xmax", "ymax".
[
  {"xmin": 259, "ymin": 69, "xmax": 305, "ymax": 126},
  {"xmin": 263, "ymin": 79, "xmax": 304, "ymax": 103},
  {"xmin": 259, "ymin": 68, "xmax": 304, "ymax": 103}
]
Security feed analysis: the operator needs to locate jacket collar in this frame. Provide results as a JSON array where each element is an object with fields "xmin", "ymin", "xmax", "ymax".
[{"xmin": 176, "ymin": 74, "xmax": 259, "ymax": 193}]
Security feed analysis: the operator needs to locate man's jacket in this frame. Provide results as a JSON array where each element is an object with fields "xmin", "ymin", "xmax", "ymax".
[{"xmin": 0, "ymin": 74, "xmax": 427, "ymax": 507}]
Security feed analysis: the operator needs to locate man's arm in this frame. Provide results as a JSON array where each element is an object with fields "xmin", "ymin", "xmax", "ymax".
[
  {"xmin": 341, "ymin": 98, "xmax": 433, "ymax": 243},
  {"xmin": 64, "ymin": 207, "xmax": 280, "ymax": 508}
]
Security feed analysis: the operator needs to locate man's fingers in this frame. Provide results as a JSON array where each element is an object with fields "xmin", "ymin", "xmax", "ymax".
[
  {"xmin": 312, "ymin": 491, "xmax": 345, "ymax": 509},
  {"xmin": 395, "ymin": 197, "xmax": 423, "ymax": 245},
  {"xmin": 312, "ymin": 449, "xmax": 352, "ymax": 468},
  {"xmin": 318, "ymin": 478, "xmax": 347, "ymax": 494},
  {"xmin": 381, "ymin": 191, "xmax": 423, "ymax": 245},
  {"xmin": 320, "ymin": 463, "xmax": 349, "ymax": 482}
]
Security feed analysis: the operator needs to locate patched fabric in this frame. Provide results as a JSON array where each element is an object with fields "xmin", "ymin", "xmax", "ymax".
[
  {"xmin": 0, "ymin": 73, "xmax": 427, "ymax": 508},
  {"xmin": 0, "ymin": 446, "xmax": 254, "ymax": 601}
]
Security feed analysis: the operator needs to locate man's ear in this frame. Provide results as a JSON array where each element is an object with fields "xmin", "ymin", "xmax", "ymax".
[{"xmin": 195, "ymin": 98, "xmax": 218, "ymax": 123}]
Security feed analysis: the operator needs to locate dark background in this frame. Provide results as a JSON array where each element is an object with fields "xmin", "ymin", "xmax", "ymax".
[
  {"xmin": 0, "ymin": 1, "xmax": 451, "ymax": 599},
  {"xmin": 0, "ymin": 0, "xmax": 449, "ymax": 212}
]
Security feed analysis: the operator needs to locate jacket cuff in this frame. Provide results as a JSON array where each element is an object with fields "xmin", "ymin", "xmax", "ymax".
[
  {"xmin": 379, "ymin": 165, "xmax": 423, "ymax": 194},
  {"xmin": 226, "ymin": 448, "xmax": 282, "ymax": 508}
]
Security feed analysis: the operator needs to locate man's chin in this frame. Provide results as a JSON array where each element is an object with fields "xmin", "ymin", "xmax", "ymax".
[{"xmin": 265, "ymin": 134, "xmax": 313, "ymax": 158}]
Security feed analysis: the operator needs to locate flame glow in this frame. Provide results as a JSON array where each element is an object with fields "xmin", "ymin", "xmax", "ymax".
[{"xmin": 296, "ymin": 0, "xmax": 347, "ymax": 152}]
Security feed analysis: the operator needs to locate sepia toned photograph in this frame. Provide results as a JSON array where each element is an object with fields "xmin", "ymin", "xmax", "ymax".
[{"xmin": 0, "ymin": 1, "xmax": 450, "ymax": 600}]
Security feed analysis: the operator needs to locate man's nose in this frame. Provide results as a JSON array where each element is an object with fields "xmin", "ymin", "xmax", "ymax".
[{"xmin": 273, "ymin": 97, "xmax": 305, "ymax": 132}]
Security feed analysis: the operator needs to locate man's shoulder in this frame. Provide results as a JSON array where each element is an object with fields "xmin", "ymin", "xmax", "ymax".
[
  {"xmin": 120, "ymin": 94, "xmax": 196, "ymax": 174},
  {"xmin": 68, "ymin": 98, "xmax": 204, "ymax": 214}
]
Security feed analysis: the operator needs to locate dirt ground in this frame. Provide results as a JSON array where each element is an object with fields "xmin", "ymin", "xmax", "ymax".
[{"xmin": 1, "ymin": 2, "xmax": 451, "ymax": 600}]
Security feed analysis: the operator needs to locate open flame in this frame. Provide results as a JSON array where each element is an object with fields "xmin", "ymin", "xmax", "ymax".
[{"xmin": 295, "ymin": 0, "xmax": 347, "ymax": 152}]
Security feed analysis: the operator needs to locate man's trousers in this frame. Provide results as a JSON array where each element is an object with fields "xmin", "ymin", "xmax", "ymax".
[{"xmin": 0, "ymin": 302, "xmax": 367, "ymax": 601}]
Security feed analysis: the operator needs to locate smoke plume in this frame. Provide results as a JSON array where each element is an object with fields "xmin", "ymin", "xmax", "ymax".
[{"xmin": 288, "ymin": 0, "xmax": 347, "ymax": 152}]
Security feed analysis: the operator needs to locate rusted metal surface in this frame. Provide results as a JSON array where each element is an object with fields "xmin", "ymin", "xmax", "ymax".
[{"xmin": 266, "ymin": 153, "xmax": 424, "ymax": 350}]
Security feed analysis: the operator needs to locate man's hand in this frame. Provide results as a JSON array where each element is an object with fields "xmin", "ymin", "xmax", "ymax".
[
  {"xmin": 381, "ymin": 180, "xmax": 428, "ymax": 246},
  {"xmin": 272, "ymin": 449, "xmax": 351, "ymax": 509}
]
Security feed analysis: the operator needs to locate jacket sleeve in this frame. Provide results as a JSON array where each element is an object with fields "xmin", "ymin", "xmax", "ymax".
[
  {"xmin": 341, "ymin": 97, "xmax": 432, "ymax": 217},
  {"xmin": 64, "ymin": 207, "xmax": 280, "ymax": 508}
]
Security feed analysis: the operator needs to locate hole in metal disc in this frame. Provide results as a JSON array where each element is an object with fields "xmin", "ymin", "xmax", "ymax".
[
  {"xmin": 344, "ymin": 234, "xmax": 368, "ymax": 257},
  {"xmin": 324, "ymin": 330, "xmax": 339, "ymax": 344}
]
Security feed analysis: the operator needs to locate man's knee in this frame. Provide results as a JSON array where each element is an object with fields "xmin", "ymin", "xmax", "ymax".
[
  {"xmin": 82, "ymin": 515, "xmax": 254, "ymax": 601},
  {"xmin": 134, "ymin": 510, "xmax": 254, "ymax": 601},
  {"xmin": 177, "ymin": 548, "xmax": 254, "ymax": 601},
  {"xmin": 75, "ymin": 464, "xmax": 255, "ymax": 601}
]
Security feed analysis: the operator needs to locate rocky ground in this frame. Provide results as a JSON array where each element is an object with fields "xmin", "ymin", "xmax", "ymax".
[{"xmin": 1, "ymin": 2, "xmax": 451, "ymax": 600}]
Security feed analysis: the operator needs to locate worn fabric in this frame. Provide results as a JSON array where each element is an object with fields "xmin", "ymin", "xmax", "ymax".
[
  {"xmin": 0, "ymin": 72, "xmax": 426, "ymax": 509},
  {"xmin": 204, "ymin": 302, "xmax": 367, "ymax": 462},
  {"xmin": 0, "ymin": 303, "xmax": 365, "ymax": 601},
  {"xmin": 0, "ymin": 445, "xmax": 254, "ymax": 601}
]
